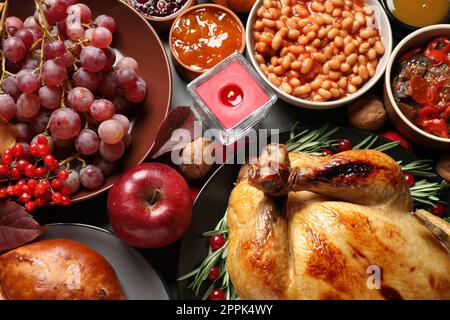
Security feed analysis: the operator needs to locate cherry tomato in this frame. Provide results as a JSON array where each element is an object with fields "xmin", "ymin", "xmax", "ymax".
[
  {"xmin": 430, "ymin": 203, "xmax": 446, "ymax": 218},
  {"xmin": 209, "ymin": 289, "xmax": 225, "ymax": 300},
  {"xmin": 380, "ymin": 131, "xmax": 411, "ymax": 150},
  {"xmin": 210, "ymin": 234, "xmax": 226, "ymax": 251},
  {"xmin": 404, "ymin": 173, "xmax": 415, "ymax": 187},
  {"xmin": 208, "ymin": 266, "xmax": 220, "ymax": 281},
  {"xmin": 337, "ymin": 139, "xmax": 352, "ymax": 152}
]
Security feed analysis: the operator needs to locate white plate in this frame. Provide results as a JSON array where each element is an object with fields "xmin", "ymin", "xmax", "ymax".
[{"xmin": 38, "ymin": 223, "xmax": 169, "ymax": 300}]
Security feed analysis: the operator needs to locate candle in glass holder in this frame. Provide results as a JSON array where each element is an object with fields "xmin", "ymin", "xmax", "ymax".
[{"xmin": 187, "ymin": 52, "xmax": 277, "ymax": 145}]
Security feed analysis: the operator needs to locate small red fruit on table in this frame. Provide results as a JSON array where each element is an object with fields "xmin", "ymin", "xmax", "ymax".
[
  {"xmin": 381, "ymin": 131, "xmax": 411, "ymax": 150},
  {"xmin": 337, "ymin": 139, "xmax": 352, "ymax": 152},
  {"xmin": 430, "ymin": 203, "xmax": 446, "ymax": 218},
  {"xmin": 404, "ymin": 173, "xmax": 415, "ymax": 187},
  {"xmin": 210, "ymin": 234, "xmax": 226, "ymax": 251},
  {"xmin": 208, "ymin": 289, "xmax": 225, "ymax": 300}
]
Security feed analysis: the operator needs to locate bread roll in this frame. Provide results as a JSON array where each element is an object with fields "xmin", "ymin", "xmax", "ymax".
[{"xmin": 0, "ymin": 239, "xmax": 125, "ymax": 300}]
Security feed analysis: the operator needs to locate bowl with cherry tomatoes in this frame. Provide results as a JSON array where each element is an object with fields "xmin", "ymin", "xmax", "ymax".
[
  {"xmin": 384, "ymin": 24, "xmax": 450, "ymax": 150},
  {"xmin": 2, "ymin": 0, "xmax": 171, "ymax": 207}
]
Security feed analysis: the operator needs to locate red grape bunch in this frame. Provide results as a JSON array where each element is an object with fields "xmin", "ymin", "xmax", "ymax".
[{"xmin": 0, "ymin": 0, "xmax": 148, "ymax": 206}]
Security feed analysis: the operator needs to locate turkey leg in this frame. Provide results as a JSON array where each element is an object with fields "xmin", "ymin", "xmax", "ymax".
[{"xmin": 248, "ymin": 144, "xmax": 412, "ymax": 211}]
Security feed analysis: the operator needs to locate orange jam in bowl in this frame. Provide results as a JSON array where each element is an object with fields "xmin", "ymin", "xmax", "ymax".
[{"xmin": 170, "ymin": 4, "xmax": 245, "ymax": 75}]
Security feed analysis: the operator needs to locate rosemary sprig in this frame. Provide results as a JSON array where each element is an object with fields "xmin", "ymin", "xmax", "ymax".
[
  {"xmin": 352, "ymin": 134, "xmax": 401, "ymax": 152},
  {"xmin": 398, "ymin": 159, "xmax": 437, "ymax": 178},
  {"xmin": 286, "ymin": 123, "xmax": 340, "ymax": 155},
  {"xmin": 178, "ymin": 215, "xmax": 238, "ymax": 300},
  {"xmin": 409, "ymin": 180, "xmax": 449, "ymax": 207},
  {"xmin": 286, "ymin": 123, "xmax": 401, "ymax": 155}
]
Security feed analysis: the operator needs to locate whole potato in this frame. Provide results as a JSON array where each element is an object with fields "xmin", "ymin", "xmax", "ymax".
[
  {"xmin": 348, "ymin": 94, "xmax": 387, "ymax": 131},
  {"xmin": 177, "ymin": 137, "xmax": 214, "ymax": 179}
]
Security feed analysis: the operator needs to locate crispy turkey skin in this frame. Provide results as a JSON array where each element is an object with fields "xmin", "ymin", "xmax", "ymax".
[{"xmin": 226, "ymin": 145, "xmax": 450, "ymax": 300}]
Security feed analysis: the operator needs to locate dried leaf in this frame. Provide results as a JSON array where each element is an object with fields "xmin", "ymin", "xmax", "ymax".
[
  {"xmin": 0, "ymin": 121, "xmax": 16, "ymax": 154},
  {"xmin": 151, "ymin": 106, "xmax": 198, "ymax": 159},
  {"xmin": 0, "ymin": 200, "xmax": 45, "ymax": 252}
]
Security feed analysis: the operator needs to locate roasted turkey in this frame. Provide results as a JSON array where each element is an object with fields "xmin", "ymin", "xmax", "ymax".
[{"xmin": 226, "ymin": 144, "xmax": 450, "ymax": 300}]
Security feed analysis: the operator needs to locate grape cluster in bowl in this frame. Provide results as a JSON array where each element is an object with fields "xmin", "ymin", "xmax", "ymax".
[{"xmin": 0, "ymin": 0, "xmax": 148, "ymax": 205}]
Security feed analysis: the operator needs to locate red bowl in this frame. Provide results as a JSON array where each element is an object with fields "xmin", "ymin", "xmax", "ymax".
[{"xmin": 8, "ymin": 0, "xmax": 172, "ymax": 202}]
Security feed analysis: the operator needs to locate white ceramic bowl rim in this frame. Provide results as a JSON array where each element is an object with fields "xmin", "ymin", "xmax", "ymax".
[
  {"xmin": 246, "ymin": 0, "xmax": 393, "ymax": 109},
  {"xmin": 384, "ymin": 24, "xmax": 450, "ymax": 143}
]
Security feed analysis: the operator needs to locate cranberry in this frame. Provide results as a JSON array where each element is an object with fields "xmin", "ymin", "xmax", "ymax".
[
  {"xmin": 404, "ymin": 173, "xmax": 415, "ymax": 187},
  {"xmin": 27, "ymin": 179, "xmax": 38, "ymax": 190},
  {"xmin": 0, "ymin": 164, "xmax": 9, "ymax": 175},
  {"xmin": 51, "ymin": 179, "xmax": 63, "ymax": 190},
  {"xmin": 208, "ymin": 266, "xmax": 220, "ymax": 281},
  {"xmin": 19, "ymin": 192, "xmax": 31, "ymax": 204},
  {"xmin": 35, "ymin": 167, "xmax": 47, "ymax": 178},
  {"xmin": 10, "ymin": 167, "xmax": 21, "ymax": 179},
  {"xmin": 57, "ymin": 169, "xmax": 69, "ymax": 180},
  {"xmin": 61, "ymin": 195, "xmax": 71, "ymax": 206},
  {"xmin": 34, "ymin": 196, "xmax": 47, "ymax": 207},
  {"xmin": 44, "ymin": 155, "xmax": 56, "ymax": 166},
  {"xmin": 210, "ymin": 234, "xmax": 226, "ymax": 251},
  {"xmin": 37, "ymin": 135, "xmax": 48, "ymax": 145},
  {"xmin": 12, "ymin": 144, "xmax": 24, "ymax": 157},
  {"xmin": 35, "ymin": 144, "xmax": 49, "ymax": 158},
  {"xmin": 430, "ymin": 203, "xmax": 446, "ymax": 218},
  {"xmin": 24, "ymin": 164, "xmax": 36, "ymax": 178},
  {"xmin": 25, "ymin": 201, "xmax": 36, "ymax": 212},
  {"xmin": 209, "ymin": 289, "xmax": 225, "ymax": 300},
  {"xmin": 17, "ymin": 160, "xmax": 29, "ymax": 170},
  {"xmin": 51, "ymin": 192, "xmax": 63, "ymax": 204},
  {"xmin": 337, "ymin": 139, "xmax": 352, "ymax": 152},
  {"xmin": 61, "ymin": 186, "xmax": 72, "ymax": 196},
  {"xmin": 321, "ymin": 149, "xmax": 334, "ymax": 156},
  {"xmin": 2, "ymin": 154, "xmax": 13, "ymax": 165}
]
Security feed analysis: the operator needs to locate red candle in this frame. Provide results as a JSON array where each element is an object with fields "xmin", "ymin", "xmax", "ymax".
[{"xmin": 195, "ymin": 61, "xmax": 270, "ymax": 129}]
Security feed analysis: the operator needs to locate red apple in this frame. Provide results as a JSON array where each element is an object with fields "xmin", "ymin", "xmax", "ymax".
[{"xmin": 107, "ymin": 163, "xmax": 193, "ymax": 248}]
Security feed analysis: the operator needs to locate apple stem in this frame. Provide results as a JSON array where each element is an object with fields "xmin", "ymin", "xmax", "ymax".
[{"xmin": 149, "ymin": 189, "xmax": 161, "ymax": 206}]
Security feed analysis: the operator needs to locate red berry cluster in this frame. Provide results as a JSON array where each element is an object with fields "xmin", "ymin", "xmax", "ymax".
[{"xmin": 0, "ymin": 136, "xmax": 72, "ymax": 212}]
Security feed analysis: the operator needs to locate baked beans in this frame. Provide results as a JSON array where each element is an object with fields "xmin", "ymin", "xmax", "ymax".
[{"xmin": 253, "ymin": 0, "xmax": 385, "ymax": 102}]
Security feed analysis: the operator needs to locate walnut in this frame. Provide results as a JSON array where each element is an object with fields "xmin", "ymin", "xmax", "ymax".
[{"xmin": 347, "ymin": 94, "xmax": 387, "ymax": 131}]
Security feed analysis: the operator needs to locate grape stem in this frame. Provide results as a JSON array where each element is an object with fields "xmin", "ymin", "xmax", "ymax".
[
  {"xmin": 0, "ymin": 0, "xmax": 9, "ymax": 37},
  {"xmin": 59, "ymin": 154, "xmax": 86, "ymax": 168},
  {"xmin": 33, "ymin": 0, "xmax": 54, "ymax": 39},
  {"xmin": 67, "ymin": 39, "xmax": 89, "ymax": 49},
  {"xmin": 36, "ymin": 36, "xmax": 46, "ymax": 76},
  {"xmin": 0, "ymin": 0, "xmax": 9, "ymax": 89},
  {"xmin": 30, "ymin": 36, "xmax": 44, "ymax": 52}
]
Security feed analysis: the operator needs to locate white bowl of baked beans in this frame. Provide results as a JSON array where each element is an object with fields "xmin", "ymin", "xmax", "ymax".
[{"xmin": 247, "ymin": 0, "xmax": 393, "ymax": 109}]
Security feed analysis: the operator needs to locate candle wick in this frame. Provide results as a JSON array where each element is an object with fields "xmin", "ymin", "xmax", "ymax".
[{"xmin": 228, "ymin": 91, "xmax": 235, "ymax": 99}]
